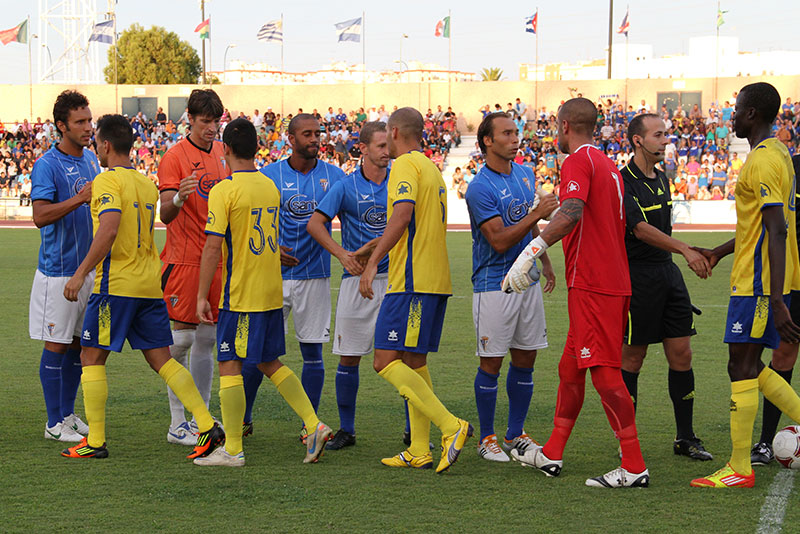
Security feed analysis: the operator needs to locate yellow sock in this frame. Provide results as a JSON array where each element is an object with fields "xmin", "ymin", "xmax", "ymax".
[
  {"xmin": 729, "ymin": 379, "xmax": 758, "ymax": 475},
  {"xmin": 269, "ymin": 365, "xmax": 320, "ymax": 430},
  {"xmin": 379, "ymin": 360, "xmax": 459, "ymax": 436},
  {"xmin": 158, "ymin": 358, "xmax": 214, "ymax": 433},
  {"xmin": 81, "ymin": 365, "xmax": 108, "ymax": 448},
  {"xmin": 759, "ymin": 366, "xmax": 800, "ymax": 422},
  {"xmin": 219, "ymin": 375, "xmax": 245, "ymax": 455},
  {"xmin": 408, "ymin": 366, "xmax": 433, "ymax": 456}
]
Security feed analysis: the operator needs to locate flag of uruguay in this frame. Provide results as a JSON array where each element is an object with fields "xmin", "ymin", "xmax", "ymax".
[
  {"xmin": 257, "ymin": 20, "xmax": 283, "ymax": 42},
  {"xmin": 335, "ymin": 17, "xmax": 361, "ymax": 42},
  {"xmin": 89, "ymin": 20, "xmax": 114, "ymax": 44}
]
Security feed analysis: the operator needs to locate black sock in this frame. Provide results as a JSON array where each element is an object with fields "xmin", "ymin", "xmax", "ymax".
[
  {"xmin": 668, "ymin": 368, "xmax": 695, "ymax": 440},
  {"xmin": 621, "ymin": 369, "xmax": 639, "ymax": 413},
  {"xmin": 760, "ymin": 364, "xmax": 794, "ymax": 444}
]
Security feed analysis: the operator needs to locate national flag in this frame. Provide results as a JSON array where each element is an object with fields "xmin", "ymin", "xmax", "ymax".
[
  {"xmin": 435, "ymin": 16, "xmax": 450, "ymax": 38},
  {"xmin": 717, "ymin": 7, "xmax": 728, "ymax": 28},
  {"xmin": 0, "ymin": 19, "xmax": 28, "ymax": 46},
  {"xmin": 525, "ymin": 11, "xmax": 538, "ymax": 34},
  {"xmin": 194, "ymin": 18, "xmax": 210, "ymax": 40},
  {"xmin": 257, "ymin": 19, "xmax": 283, "ymax": 43},
  {"xmin": 617, "ymin": 9, "xmax": 629, "ymax": 36},
  {"xmin": 89, "ymin": 20, "xmax": 114, "ymax": 44},
  {"xmin": 335, "ymin": 17, "xmax": 362, "ymax": 43}
]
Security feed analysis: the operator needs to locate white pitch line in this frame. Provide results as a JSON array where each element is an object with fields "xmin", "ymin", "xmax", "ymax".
[{"xmin": 756, "ymin": 469, "xmax": 796, "ymax": 534}]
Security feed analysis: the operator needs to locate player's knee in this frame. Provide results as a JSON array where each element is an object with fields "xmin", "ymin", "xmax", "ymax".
[
  {"xmin": 479, "ymin": 357, "xmax": 503, "ymax": 375},
  {"xmin": 727, "ymin": 358, "xmax": 759, "ymax": 382},
  {"xmin": 340, "ymin": 355, "xmax": 361, "ymax": 367},
  {"xmin": 621, "ymin": 345, "xmax": 646, "ymax": 372},
  {"xmin": 772, "ymin": 343, "xmax": 799, "ymax": 371}
]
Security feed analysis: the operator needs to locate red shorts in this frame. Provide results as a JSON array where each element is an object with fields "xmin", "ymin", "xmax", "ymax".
[
  {"xmin": 563, "ymin": 288, "xmax": 630, "ymax": 369},
  {"xmin": 161, "ymin": 263, "xmax": 222, "ymax": 325}
]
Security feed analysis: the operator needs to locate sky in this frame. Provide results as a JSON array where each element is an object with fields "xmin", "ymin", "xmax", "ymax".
[{"xmin": 0, "ymin": 0, "xmax": 798, "ymax": 84}]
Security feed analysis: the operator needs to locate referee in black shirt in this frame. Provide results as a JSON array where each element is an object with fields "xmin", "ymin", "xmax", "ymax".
[{"xmin": 620, "ymin": 113, "xmax": 713, "ymax": 461}]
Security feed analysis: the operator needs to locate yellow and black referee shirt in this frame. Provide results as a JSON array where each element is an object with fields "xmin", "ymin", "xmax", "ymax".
[{"xmin": 621, "ymin": 160, "xmax": 672, "ymax": 264}]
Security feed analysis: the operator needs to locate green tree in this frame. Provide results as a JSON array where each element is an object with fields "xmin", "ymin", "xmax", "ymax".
[
  {"xmin": 105, "ymin": 24, "xmax": 201, "ymax": 84},
  {"xmin": 480, "ymin": 67, "xmax": 504, "ymax": 81}
]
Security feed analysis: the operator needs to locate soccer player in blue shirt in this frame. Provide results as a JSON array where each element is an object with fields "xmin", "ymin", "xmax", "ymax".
[
  {"xmin": 241, "ymin": 114, "xmax": 344, "ymax": 439},
  {"xmin": 307, "ymin": 121, "xmax": 390, "ymax": 449},
  {"xmin": 29, "ymin": 90, "xmax": 100, "ymax": 443},
  {"xmin": 466, "ymin": 113, "xmax": 558, "ymax": 462}
]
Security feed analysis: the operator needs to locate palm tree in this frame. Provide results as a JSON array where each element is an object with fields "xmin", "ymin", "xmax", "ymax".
[{"xmin": 480, "ymin": 67, "xmax": 503, "ymax": 81}]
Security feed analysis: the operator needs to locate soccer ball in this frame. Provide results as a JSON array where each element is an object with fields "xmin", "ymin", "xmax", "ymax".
[{"xmin": 772, "ymin": 425, "xmax": 800, "ymax": 469}]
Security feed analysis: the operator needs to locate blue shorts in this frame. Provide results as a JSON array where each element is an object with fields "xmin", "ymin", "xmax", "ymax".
[
  {"xmin": 81, "ymin": 294, "xmax": 173, "ymax": 352},
  {"xmin": 217, "ymin": 309, "xmax": 285, "ymax": 363},
  {"xmin": 723, "ymin": 295, "xmax": 791, "ymax": 349},
  {"xmin": 374, "ymin": 293, "xmax": 448, "ymax": 354}
]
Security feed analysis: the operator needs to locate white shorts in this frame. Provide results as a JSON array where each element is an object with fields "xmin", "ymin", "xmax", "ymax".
[
  {"xmin": 472, "ymin": 286, "xmax": 548, "ymax": 357},
  {"xmin": 29, "ymin": 269, "xmax": 94, "ymax": 344},
  {"xmin": 283, "ymin": 278, "xmax": 331, "ymax": 343},
  {"xmin": 333, "ymin": 273, "xmax": 388, "ymax": 356}
]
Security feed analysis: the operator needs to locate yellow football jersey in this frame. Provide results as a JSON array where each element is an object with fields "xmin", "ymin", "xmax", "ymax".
[
  {"xmin": 205, "ymin": 170, "xmax": 283, "ymax": 312},
  {"xmin": 386, "ymin": 151, "xmax": 451, "ymax": 295},
  {"xmin": 91, "ymin": 167, "xmax": 162, "ymax": 298},
  {"xmin": 730, "ymin": 138, "xmax": 800, "ymax": 296}
]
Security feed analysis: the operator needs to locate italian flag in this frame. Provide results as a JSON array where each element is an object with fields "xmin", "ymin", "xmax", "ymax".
[
  {"xmin": 194, "ymin": 18, "xmax": 210, "ymax": 40},
  {"xmin": 0, "ymin": 19, "xmax": 28, "ymax": 45}
]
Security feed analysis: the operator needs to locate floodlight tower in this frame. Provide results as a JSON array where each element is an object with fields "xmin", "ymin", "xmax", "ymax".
[{"xmin": 38, "ymin": 0, "xmax": 104, "ymax": 83}]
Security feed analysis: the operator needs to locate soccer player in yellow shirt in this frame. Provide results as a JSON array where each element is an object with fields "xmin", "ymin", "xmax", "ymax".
[
  {"xmin": 195, "ymin": 118, "xmax": 332, "ymax": 466},
  {"xmin": 691, "ymin": 82, "xmax": 800, "ymax": 488},
  {"xmin": 61, "ymin": 114, "xmax": 224, "ymax": 460},
  {"xmin": 360, "ymin": 107, "xmax": 472, "ymax": 474}
]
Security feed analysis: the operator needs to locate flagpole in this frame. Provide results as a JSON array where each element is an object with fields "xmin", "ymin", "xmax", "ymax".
[
  {"xmin": 362, "ymin": 11, "xmax": 366, "ymax": 111},
  {"xmin": 27, "ymin": 15, "xmax": 32, "ymax": 121},
  {"xmin": 535, "ymin": 7, "xmax": 539, "ymax": 114},
  {"xmin": 625, "ymin": 5, "xmax": 629, "ymax": 108},
  {"xmin": 113, "ymin": 7, "xmax": 118, "ymax": 113},
  {"xmin": 714, "ymin": 1, "xmax": 720, "ymax": 104},
  {"xmin": 201, "ymin": 0, "xmax": 206, "ymax": 84},
  {"xmin": 447, "ymin": 9, "xmax": 452, "ymax": 109},
  {"xmin": 281, "ymin": 13, "xmax": 285, "ymax": 116},
  {"xmin": 607, "ymin": 0, "xmax": 613, "ymax": 79}
]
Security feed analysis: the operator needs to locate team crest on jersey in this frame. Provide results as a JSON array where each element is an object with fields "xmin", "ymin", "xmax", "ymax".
[
  {"xmin": 480, "ymin": 336, "xmax": 489, "ymax": 351},
  {"xmin": 760, "ymin": 183, "xmax": 771, "ymax": 198},
  {"xmin": 522, "ymin": 177, "xmax": 531, "ymax": 190},
  {"xmin": 169, "ymin": 295, "xmax": 179, "ymax": 307},
  {"xmin": 506, "ymin": 198, "xmax": 529, "ymax": 223},
  {"xmin": 196, "ymin": 172, "xmax": 222, "ymax": 199},
  {"xmin": 285, "ymin": 194, "xmax": 317, "ymax": 220},
  {"xmin": 98, "ymin": 193, "xmax": 114, "ymax": 205},
  {"xmin": 319, "ymin": 178, "xmax": 329, "ymax": 192},
  {"xmin": 362, "ymin": 205, "xmax": 387, "ymax": 232},
  {"xmin": 72, "ymin": 176, "xmax": 89, "ymax": 195},
  {"xmin": 396, "ymin": 181, "xmax": 412, "ymax": 196},
  {"xmin": 207, "ymin": 211, "xmax": 216, "ymax": 226},
  {"xmin": 47, "ymin": 323, "xmax": 56, "ymax": 336},
  {"xmin": 566, "ymin": 181, "xmax": 580, "ymax": 193},
  {"xmin": 220, "ymin": 157, "xmax": 226, "ymax": 169}
]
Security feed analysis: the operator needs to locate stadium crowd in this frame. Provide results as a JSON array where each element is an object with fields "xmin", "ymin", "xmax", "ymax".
[
  {"xmin": 0, "ymin": 103, "xmax": 461, "ymax": 204},
  {"xmin": 454, "ymin": 95, "xmax": 800, "ymax": 201}
]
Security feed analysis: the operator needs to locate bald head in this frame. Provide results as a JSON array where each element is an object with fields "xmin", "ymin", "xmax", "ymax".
[
  {"xmin": 558, "ymin": 98, "xmax": 597, "ymax": 136},
  {"xmin": 388, "ymin": 107, "xmax": 424, "ymax": 142}
]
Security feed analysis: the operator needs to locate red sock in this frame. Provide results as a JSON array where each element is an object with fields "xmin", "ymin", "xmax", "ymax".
[
  {"xmin": 590, "ymin": 366, "xmax": 646, "ymax": 473},
  {"xmin": 543, "ymin": 353, "xmax": 586, "ymax": 460}
]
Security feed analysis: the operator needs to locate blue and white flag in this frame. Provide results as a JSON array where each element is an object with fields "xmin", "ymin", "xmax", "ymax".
[
  {"xmin": 257, "ymin": 19, "xmax": 283, "ymax": 43},
  {"xmin": 335, "ymin": 17, "xmax": 361, "ymax": 43},
  {"xmin": 89, "ymin": 20, "xmax": 114, "ymax": 44}
]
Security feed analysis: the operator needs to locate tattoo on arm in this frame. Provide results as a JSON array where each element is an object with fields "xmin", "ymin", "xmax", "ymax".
[
  {"xmin": 558, "ymin": 198, "xmax": 585, "ymax": 223},
  {"xmin": 541, "ymin": 198, "xmax": 584, "ymax": 245}
]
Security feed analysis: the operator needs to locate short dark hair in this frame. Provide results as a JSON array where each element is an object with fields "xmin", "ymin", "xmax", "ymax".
[
  {"xmin": 96, "ymin": 114, "xmax": 133, "ymax": 155},
  {"xmin": 53, "ymin": 90, "xmax": 89, "ymax": 136},
  {"xmin": 222, "ymin": 118, "xmax": 258, "ymax": 160},
  {"xmin": 187, "ymin": 89, "xmax": 223, "ymax": 119},
  {"xmin": 477, "ymin": 112, "xmax": 510, "ymax": 153},
  {"xmin": 288, "ymin": 113, "xmax": 318, "ymax": 136},
  {"xmin": 387, "ymin": 107, "xmax": 424, "ymax": 142},
  {"xmin": 359, "ymin": 121, "xmax": 386, "ymax": 146},
  {"xmin": 739, "ymin": 82, "xmax": 781, "ymax": 123},
  {"xmin": 627, "ymin": 113, "xmax": 660, "ymax": 144}
]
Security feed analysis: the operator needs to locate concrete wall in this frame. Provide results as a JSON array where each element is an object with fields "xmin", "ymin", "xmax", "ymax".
[{"xmin": 2, "ymin": 75, "xmax": 800, "ymax": 130}]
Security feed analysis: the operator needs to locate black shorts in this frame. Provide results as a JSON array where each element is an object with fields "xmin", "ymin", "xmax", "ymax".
[
  {"xmin": 624, "ymin": 262, "xmax": 696, "ymax": 345},
  {"xmin": 791, "ymin": 290, "xmax": 800, "ymax": 324}
]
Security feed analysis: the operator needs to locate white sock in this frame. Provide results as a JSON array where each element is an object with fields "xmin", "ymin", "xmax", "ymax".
[
  {"xmin": 167, "ymin": 328, "xmax": 195, "ymax": 427},
  {"xmin": 191, "ymin": 323, "xmax": 216, "ymax": 408}
]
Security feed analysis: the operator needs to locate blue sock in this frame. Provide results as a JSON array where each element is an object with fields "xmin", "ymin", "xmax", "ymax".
[
  {"xmin": 474, "ymin": 367, "xmax": 499, "ymax": 441},
  {"xmin": 242, "ymin": 360, "xmax": 264, "ymax": 424},
  {"xmin": 299, "ymin": 342, "xmax": 324, "ymax": 413},
  {"xmin": 404, "ymin": 401, "xmax": 410, "ymax": 433},
  {"xmin": 506, "ymin": 364, "xmax": 534, "ymax": 441},
  {"xmin": 335, "ymin": 364, "xmax": 359, "ymax": 434},
  {"xmin": 40, "ymin": 349, "xmax": 63, "ymax": 427},
  {"xmin": 60, "ymin": 348, "xmax": 82, "ymax": 418}
]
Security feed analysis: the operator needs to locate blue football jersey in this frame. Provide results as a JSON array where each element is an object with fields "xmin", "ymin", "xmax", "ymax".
[
  {"xmin": 465, "ymin": 163, "xmax": 538, "ymax": 292},
  {"xmin": 31, "ymin": 146, "xmax": 100, "ymax": 277},
  {"xmin": 316, "ymin": 166, "xmax": 389, "ymax": 278},
  {"xmin": 261, "ymin": 158, "xmax": 345, "ymax": 279}
]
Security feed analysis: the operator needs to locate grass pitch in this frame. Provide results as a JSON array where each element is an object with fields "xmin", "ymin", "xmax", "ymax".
[{"xmin": 2, "ymin": 229, "xmax": 799, "ymax": 533}]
